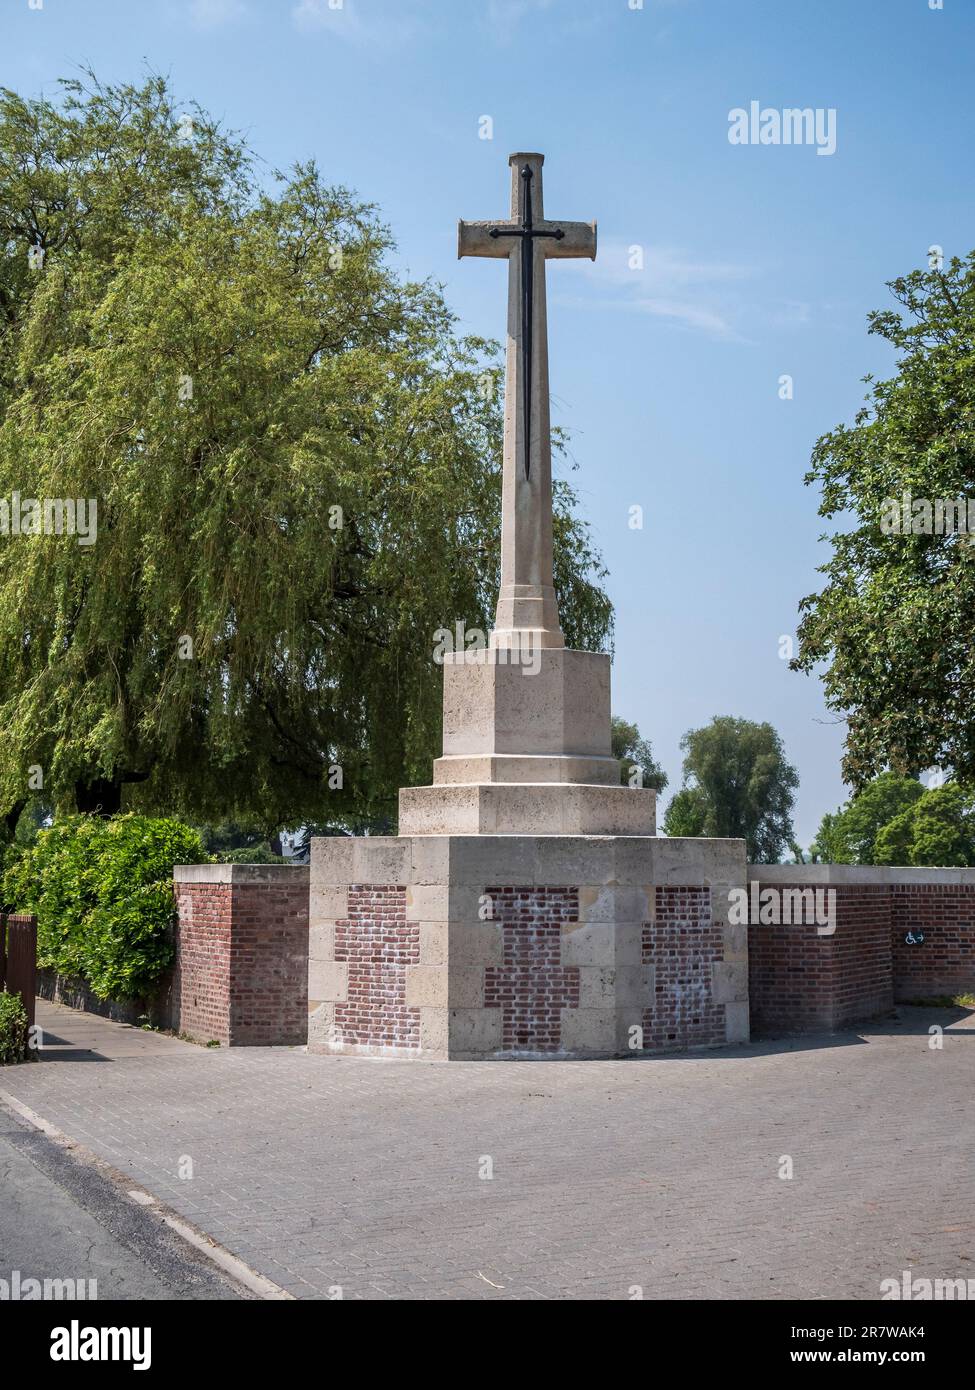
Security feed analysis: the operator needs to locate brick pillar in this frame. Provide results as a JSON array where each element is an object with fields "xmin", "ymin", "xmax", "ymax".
[{"xmin": 173, "ymin": 864, "xmax": 309, "ymax": 1046}]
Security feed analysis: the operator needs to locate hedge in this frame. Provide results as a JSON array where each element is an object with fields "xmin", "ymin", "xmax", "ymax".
[
  {"xmin": 0, "ymin": 990, "xmax": 28, "ymax": 1064},
  {"xmin": 2, "ymin": 815, "xmax": 208, "ymax": 1001}
]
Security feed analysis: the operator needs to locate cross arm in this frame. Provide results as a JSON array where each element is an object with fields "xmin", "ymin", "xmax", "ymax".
[
  {"xmin": 457, "ymin": 218, "xmax": 597, "ymax": 260},
  {"xmin": 457, "ymin": 219, "xmax": 512, "ymax": 259},
  {"xmin": 539, "ymin": 219, "xmax": 597, "ymax": 260}
]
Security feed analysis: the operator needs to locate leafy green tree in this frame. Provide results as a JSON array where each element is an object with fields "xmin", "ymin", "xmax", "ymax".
[
  {"xmin": 819, "ymin": 772, "xmax": 924, "ymax": 864},
  {"xmin": 610, "ymin": 716, "xmax": 667, "ymax": 792},
  {"xmin": 874, "ymin": 782, "xmax": 975, "ymax": 866},
  {"xmin": 809, "ymin": 810, "xmax": 847, "ymax": 864},
  {"xmin": 196, "ymin": 821, "xmax": 283, "ymax": 864},
  {"xmin": 661, "ymin": 786, "xmax": 708, "ymax": 838},
  {"xmin": 793, "ymin": 253, "xmax": 975, "ymax": 788},
  {"xmin": 669, "ymin": 716, "xmax": 798, "ymax": 862},
  {"xmin": 0, "ymin": 73, "xmax": 611, "ymax": 832}
]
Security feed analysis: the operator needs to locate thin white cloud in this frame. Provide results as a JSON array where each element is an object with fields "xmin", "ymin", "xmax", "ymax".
[
  {"xmin": 187, "ymin": 0, "xmax": 249, "ymax": 30},
  {"xmin": 292, "ymin": 0, "xmax": 425, "ymax": 46},
  {"xmin": 483, "ymin": 0, "xmax": 557, "ymax": 44},
  {"xmin": 571, "ymin": 239, "xmax": 752, "ymax": 341}
]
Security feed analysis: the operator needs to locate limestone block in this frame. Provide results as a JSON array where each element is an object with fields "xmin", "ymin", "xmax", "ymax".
[
  {"xmin": 310, "ymin": 886, "xmax": 347, "ymax": 924},
  {"xmin": 410, "ymin": 835, "xmax": 451, "ymax": 885},
  {"xmin": 419, "ymin": 921, "xmax": 449, "ymax": 965},
  {"xmin": 449, "ymin": 920, "xmax": 504, "ymax": 968},
  {"xmin": 611, "ymin": 839, "xmax": 656, "ymax": 885},
  {"xmin": 447, "ymin": 962, "xmax": 486, "ymax": 1009},
  {"xmin": 310, "ymin": 835, "xmax": 355, "ymax": 887},
  {"xmin": 535, "ymin": 838, "xmax": 617, "ymax": 886},
  {"xmin": 308, "ymin": 960, "xmax": 348, "ymax": 1003},
  {"xmin": 444, "ymin": 835, "xmax": 537, "ymax": 885},
  {"xmin": 613, "ymin": 922, "xmax": 646, "ymax": 968},
  {"xmin": 578, "ymin": 967, "xmax": 616, "ymax": 1008},
  {"xmin": 577, "ymin": 883, "xmax": 651, "ymax": 923},
  {"xmin": 398, "ymin": 784, "xmax": 655, "ymax": 837},
  {"xmin": 722, "ymin": 921, "xmax": 749, "ymax": 962},
  {"xmin": 439, "ymin": 648, "xmax": 612, "ymax": 759},
  {"xmin": 353, "ymin": 836, "xmax": 411, "ymax": 885},
  {"xmin": 614, "ymin": 963, "xmax": 654, "ymax": 1006},
  {"xmin": 419, "ymin": 1007, "xmax": 449, "ymax": 1055},
  {"xmin": 433, "ymin": 753, "xmax": 620, "ymax": 786},
  {"xmin": 307, "ymin": 1002, "xmax": 336, "ymax": 1048},
  {"xmin": 447, "ymin": 882, "xmax": 492, "ymax": 925},
  {"xmin": 448, "ymin": 1007, "xmax": 503, "ymax": 1055},
  {"xmin": 561, "ymin": 919, "xmax": 615, "ymax": 968},
  {"xmin": 405, "ymin": 965, "xmax": 448, "ymax": 1008},
  {"xmin": 725, "ymin": 1000, "xmax": 750, "ymax": 1043},
  {"xmin": 711, "ymin": 960, "xmax": 748, "ymax": 1005},
  {"xmin": 405, "ymin": 883, "xmax": 449, "ymax": 922},
  {"xmin": 560, "ymin": 1007, "xmax": 616, "ymax": 1053},
  {"xmin": 308, "ymin": 922, "xmax": 336, "ymax": 963}
]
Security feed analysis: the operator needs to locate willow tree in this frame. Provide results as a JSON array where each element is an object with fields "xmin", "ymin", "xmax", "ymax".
[{"xmin": 0, "ymin": 74, "xmax": 611, "ymax": 832}]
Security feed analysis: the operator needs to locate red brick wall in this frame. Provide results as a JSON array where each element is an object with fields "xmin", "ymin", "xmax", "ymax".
[
  {"xmin": 175, "ymin": 883, "xmax": 233, "ymax": 1045},
  {"xmin": 228, "ymin": 880, "xmax": 308, "ymax": 1046},
  {"xmin": 891, "ymin": 885, "xmax": 975, "ymax": 1000},
  {"xmin": 748, "ymin": 884, "xmax": 892, "ymax": 1035},
  {"xmin": 174, "ymin": 873, "xmax": 308, "ymax": 1046},
  {"xmin": 484, "ymin": 887, "xmax": 580, "ymax": 1052},
  {"xmin": 643, "ymin": 887, "xmax": 724, "ymax": 1049},
  {"xmin": 830, "ymin": 888, "xmax": 893, "ymax": 1026},
  {"xmin": 334, "ymin": 885, "xmax": 419, "ymax": 1050}
]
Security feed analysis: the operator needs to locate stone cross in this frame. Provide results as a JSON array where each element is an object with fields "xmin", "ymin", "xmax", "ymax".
[{"xmin": 459, "ymin": 153, "xmax": 596, "ymax": 650}]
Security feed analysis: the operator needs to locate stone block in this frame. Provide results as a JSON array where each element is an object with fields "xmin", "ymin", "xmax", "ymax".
[
  {"xmin": 578, "ymin": 967, "xmax": 616, "ymax": 1008},
  {"xmin": 308, "ymin": 922, "xmax": 335, "ymax": 963},
  {"xmin": 308, "ymin": 960, "xmax": 348, "ymax": 1003},
  {"xmin": 561, "ymin": 919, "xmax": 615, "ymax": 968},
  {"xmin": 560, "ymin": 1007, "xmax": 616, "ymax": 1053},
  {"xmin": 405, "ymin": 965, "xmax": 448, "ymax": 1008},
  {"xmin": 419, "ymin": 921, "xmax": 449, "ymax": 965},
  {"xmin": 724, "ymin": 1001, "xmax": 750, "ymax": 1043},
  {"xmin": 711, "ymin": 960, "xmax": 748, "ymax": 1005},
  {"xmin": 448, "ymin": 1007, "xmax": 503, "ymax": 1055}
]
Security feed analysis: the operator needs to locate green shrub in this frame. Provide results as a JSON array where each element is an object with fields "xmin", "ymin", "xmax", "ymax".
[
  {"xmin": 0, "ymin": 990, "xmax": 28, "ymax": 1064},
  {"xmin": 2, "ymin": 815, "xmax": 209, "ymax": 1001}
]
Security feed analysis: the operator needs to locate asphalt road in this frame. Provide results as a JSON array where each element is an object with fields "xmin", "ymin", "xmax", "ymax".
[{"xmin": 0, "ymin": 1102, "xmax": 250, "ymax": 1301}]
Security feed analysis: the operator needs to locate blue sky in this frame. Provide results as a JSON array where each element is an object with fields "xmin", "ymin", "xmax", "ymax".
[{"xmin": 4, "ymin": 0, "xmax": 973, "ymax": 846}]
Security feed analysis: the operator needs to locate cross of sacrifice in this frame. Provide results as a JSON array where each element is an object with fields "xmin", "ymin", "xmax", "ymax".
[{"xmin": 458, "ymin": 153, "xmax": 596, "ymax": 651}]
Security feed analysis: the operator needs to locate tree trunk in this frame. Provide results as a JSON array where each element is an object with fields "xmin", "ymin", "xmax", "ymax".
[
  {"xmin": 4, "ymin": 799, "xmax": 26, "ymax": 841},
  {"xmin": 75, "ymin": 778, "xmax": 123, "ymax": 816}
]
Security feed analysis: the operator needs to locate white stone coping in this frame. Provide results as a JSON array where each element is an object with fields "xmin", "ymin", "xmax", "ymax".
[
  {"xmin": 173, "ymin": 863, "xmax": 309, "ymax": 885},
  {"xmin": 748, "ymin": 864, "xmax": 975, "ymax": 885}
]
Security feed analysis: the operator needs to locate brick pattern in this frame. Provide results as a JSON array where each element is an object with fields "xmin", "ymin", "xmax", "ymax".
[
  {"xmin": 748, "ymin": 885, "xmax": 892, "ymax": 1035},
  {"xmin": 175, "ymin": 885, "xmax": 233, "ymax": 1045},
  {"xmin": 484, "ymin": 887, "xmax": 579, "ymax": 1052},
  {"xmin": 891, "ymin": 884, "xmax": 975, "ymax": 1000},
  {"xmin": 228, "ymin": 881, "xmax": 308, "ymax": 1046},
  {"xmin": 642, "ymin": 887, "xmax": 723, "ymax": 1049},
  {"xmin": 175, "ymin": 881, "xmax": 308, "ymax": 1047},
  {"xmin": 334, "ymin": 885, "xmax": 419, "ymax": 1050}
]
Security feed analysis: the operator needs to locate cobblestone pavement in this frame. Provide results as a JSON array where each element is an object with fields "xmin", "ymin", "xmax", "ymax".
[{"xmin": 1, "ymin": 1000, "xmax": 973, "ymax": 1300}]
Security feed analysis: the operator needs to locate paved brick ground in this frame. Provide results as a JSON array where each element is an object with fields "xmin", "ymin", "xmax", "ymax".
[{"xmin": 1, "ymin": 1000, "xmax": 973, "ymax": 1301}]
